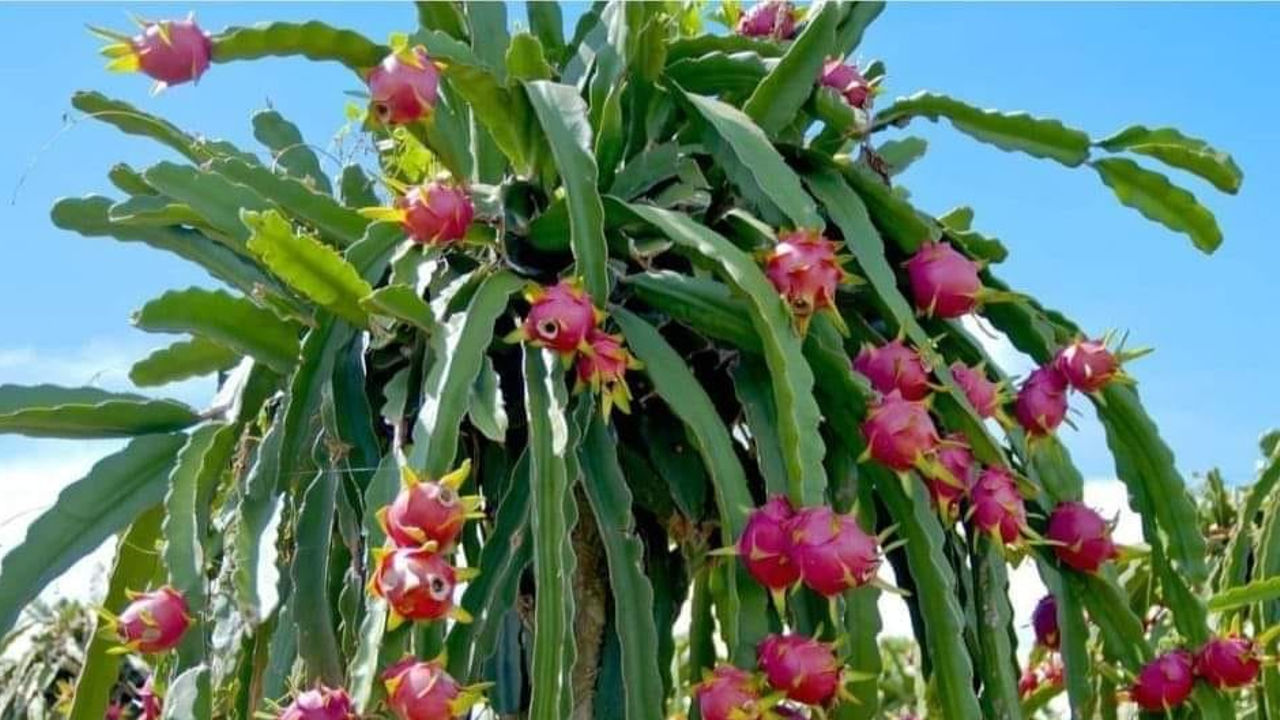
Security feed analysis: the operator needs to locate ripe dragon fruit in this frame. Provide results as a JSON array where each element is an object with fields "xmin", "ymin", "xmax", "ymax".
[
  {"xmin": 1015, "ymin": 366, "xmax": 1069, "ymax": 436},
  {"xmin": 757, "ymin": 633, "xmax": 843, "ymax": 706},
  {"xmin": 738, "ymin": 495, "xmax": 801, "ymax": 591},
  {"xmin": 736, "ymin": 1, "xmax": 797, "ymax": 40},
  {"xmin": 903, "ymin": 242, "xmax": 982, "ymax": 318},
  {"xmin": 927, "ymin": 433, "xmax": 975, "ymax": 521},
  {"xmin": 969, "ymin": 467, "xmax": 1026, "ymax": 545},
  {"xmin": 1031, "ymin": 594, "xmax": 1060, "ymax": 650},
  {"xmin": 370, "ymin": 547, "xmax": 473, "ymax": 627},
  {"xmin": 949, "ymin": 362, "xmax": 1002, "ymax": 418},
  {"xmin": 1131, "ymin": 650, "xmax": 1195, "ymax": 712},
  {"xmin": 397, "ymin": 181, "xmax": 474, "ymax": 246},
  {"xmin": 819, "ymin": 60, "xmax": 873, "ymax": 110},
  {"xmin": 861, "ymin": 391, "xmax": 940, "ymax": 471},
  {"xmin": 367, "ymin": 46, "xmax": 440, "ymax": 125},
  {"xmin": 278, "ymin": 685, "xmax": 357, "ymax": 720},
  {"xmin": 575, "ymin": 329, "xmax": 642, "ymax": 416},
  {"xmin": 508, "ymin": 279, "xmax": 601, "ymax": 356},
  {"xmin": 695, "ymin": 665, "xmax": 768, "ymax": 720},
  {"xmin": 788, "ymin": 506, "xmax": 881, "ymax": 596},
  {"xmin": 1046, "ymin": 501, "xmax": 1118, "ymax": 573},
  {"xmin": 1055, "ymin": 338, "xmax": 1119, "ymax": 393},
  {"xmin": 383, "ymin": 658, "xmax": 487, "ymax": 720},
  {"xmin": 379, "ymin": 461, "xmax": 475, "ymax": 551},
  {"xmin": 95, "ymin": 17, "xmax": 211, "ymax": 88},
  {"xmin": 853, "ymin": 339, "xmax": 932, "ymax": 401},
  {"xmin": 1194, "ymin": 636, "xmax": 1261, "ymax": 689},
  {"xmin": 114, "ymin": 586, "xmax": 191, "ymax": 653},
  {"xmin": 763, "ymin": 229, "xmax": 848, "ymax": 330}
]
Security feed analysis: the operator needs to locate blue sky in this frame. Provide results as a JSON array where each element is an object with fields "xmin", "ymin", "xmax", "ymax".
[{"xmin": 0, "ymin": 1, "xmax": 1277, "ymax": 497}]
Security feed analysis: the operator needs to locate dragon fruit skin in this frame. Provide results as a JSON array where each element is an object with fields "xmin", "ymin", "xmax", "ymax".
[
  {"xmin": 736, "ymin": 1, "xmax": 797, "ymax": 39},
  {"xmin": 861, "ymin": 391, "xmax": 941, "ymax": 472},
  {"xmin": 853, "ymin": 339, "xmax": 932, "ymax": 401},
  {"xmin": 277, "ymin": 685, "xmax": 357, "ymax": 720},
  {"xmin": 575, "ymin": 329, "xmax": 641, "ymax": 415},
  {"xmin": 737, "ymin": 495, "xmax": 802, "ymax": 591},
  {"xmin": 949, "ymin": 362, "xmax": 1002, "ymax": 418},
  {"xmin": 1046, "ymin": 501, "xmax": 1118, "ymax": 573},
  {"xmin": 380, "ymin": 462, "xmax": 472, "ymax": 551},
  {"xmin": 927, "ymin": 433, "xmax": 974, "ymax": 521},
  {"xmin": 383, "ymin": 658, "xmax": 484, "ymax": 720},
  {"xmin": 368, "ymin": 46, "xmax": 440, "ymax": 125},
  {"xmin": 969, "ymin": 467, "xmax": 1026, "ymax": 545},
  {"xmin": 763, "ymin": 229, "xmax": 848, "ymax": 325},
  {"xmin": 371, "ymin": 547, "xmax": 460, "ymax": 624},
  {"xmin": 514, "ymin": 279, "xmax": 600, "ymax": 356},
  {"xmin": 787, "ymin": 506, "xmax": 881, "ymax": 597},
  {"xmin": 903, "ymin": 242, "xmax": 982, "ymax": 318},
  {"xmin": 1131, "ymin": 650, "xmax": 1195, "ymax": 712},
  {"xmin": 1055, "ymin": 339, "xmax": 1119, "ymax": 393},
  {"xmin": 819, "ymin": 60, "xmax": 873, "ymax": 110},
  {"xmin": 1014, "ymin": 365, "xmax": 1069, "ymax": 436},
  {"xmin": 695, "ymin": 665, "xmax": 767, "ymax": 720},
  {"xmin": 1031, "ymin": 594, "xmax": 1060, "ymax": 650},
  {"xmin": 757, "ymin": 633, "xmax": 843, "ymax": 706},
  {"xmin": 397, "ymin": 181, "xmax": 473, "ymax": 246},
  {"xmin": 131, "ymin": 19, "xmax": 212, "ymax": 86},
  {"xmin": 115, "ymin": 586, "xmax": 191, "ymax": 653},
  {"xmin": 1194, "ymin": 636, "xmax": 1261, "ymax": 689}
]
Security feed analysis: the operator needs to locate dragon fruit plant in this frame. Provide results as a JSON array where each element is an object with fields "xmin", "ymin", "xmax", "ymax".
[{"xmin": 0, "ymin": 2, "xmax": 1260, "ymax": 718}]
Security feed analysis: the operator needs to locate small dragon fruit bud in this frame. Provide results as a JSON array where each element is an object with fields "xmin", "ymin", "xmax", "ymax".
[
  {"xmin": 904, "ymin": 241, "xmax": 982, "ymax": 318},
  {"xmin": 738, "ymin": 495, "xmax": 801, "ymax": 591},
  {"xmin": 1014, "ymin": 366, "xmax": 1069, "ymax": 436},
  {"xmin": 575, "ymin": 329, "xmax": 642, "ymax": 416},
  {"xmin": 763, "ymin": 229, "xmax": 848, "ymax": 328},
  {"xmin": 368, "ymin": 46, "xmax": 440, "ymax": 125},
  {"xmin": 1195, "ymin": 636, "xmax": 1261, "ymax": 689},
  {"xmin": 397, "ymin": 181, "xmax": 474, "ymax": 246},
  {"xmin": 1018, "ymin": 666, "xmax": 1040, "ymax": 697},
  {"xmin": 736, "ymin": 1, "xmax": 797, "ymax": 39},
  {"xmin": 383, "ymin": 658, "xmax": 486, "ymax": 720},
  {"xmin": 380, "ymin": 461, "xmax": 474, "ymax": 551},
  {"xmin": 1055, "ymin": 339, "xmax": 1119, "ymax": 393},
  {"xmin": 278, "ymin": 685, "xmax": 357, "ymax": 720},
  {"xmin": 949, "ymin": 362, "xmax": 1002, "ymax": 418},
  {"xmin": 138, "ymin": 676, "xmax": 162, "ymax": 720},
  {"xmin": 928, "ymin": 433, "xmax": 974, "ymax": 521},
  {"xmin": 853, "ymin": 339, "xmax": 932, "ymax": 401},
  {"xmin": 861, "ymin": 391, "xmax": 940, "ymax": 471},
  {"xmin": 969, "ymin": 467, "xmax": 1026, "ymax": 545},
  {"xmin": 757, "ymin": 633, "xmax": 843, "ymax": 706},
  {"xmin": 510, "ymin": 279, "xmax": 600, "ymax": 356},
  {"xmin": 115, "ymin": 586, "xmax": 191, "ymax": 653},
  {"xmin": 1131, "ymin": 650, "xmax": 1195, "ymax": 712},
  {"xmin": 819, "ymin": 60, "xmax": 873, "ymax": 110},
  {"xmin": 371, "ymin": 547, "xmax": 470, "ymax": 627},
  {"xmin": 695, "ymin": 665, "xmax": 767, "ymax": 720},
  {"xmin": 1031, "ymin": 594, "xmax": 1059, "ymax": 650},
  {"xmin": 788, "ymin": 506, "xmax": 881, "ymax": 596},
  {"xmin": 1047, "ymin": 501, "xmax": 1118, "ymax": 573}
]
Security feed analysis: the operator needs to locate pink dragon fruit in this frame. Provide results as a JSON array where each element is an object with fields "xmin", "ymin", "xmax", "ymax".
[
  {"xmin": 1031, "ymin": 594, "xmax": 1059, "ymax": 650},
  {"xmin": 904, "ymin": 242, "xmax": 982, "ymax": 318},
  {"xmin": 575, "ymin": 329, "xmax": 642, "ymax": 416},
  {"xmin": 1046, "ymin": 501, "xmax": 1118, "ymax": 573},
  {"xmin": 383, "ymin": 658, "xmax": 486, "ymax": 720},
  {"xmin": 927, "ymin": 433, "xmax": 975, "ymax": 521},
  {"xmin": 1055, "ymin": 339, "xmax": 1119, "ymax": 393},
  {"xmin": 370, "ymin": 547, "xmax": 469, "ymax": 627},
  {"xmin": 1018, "ymin": 666, "xmax": 1040, "ymax": 698},
  {"xmin": 396, "ymin": 181, "xmax": 474, "ymax": 246},
  {"xmin": 736, "ymin": 1, "xmax": 797, "ymax": 40},
  {"xmin": 853, "ymin": 339, "xmax": 932, "ymax": 401},
  {"xmin": 96, "ymin": 17, "xmax": 212, "ymax": 88},
  {"xmin": 787, "ymin": 506, "xmax": 881, "ymax": 596},
  {"xmin": 695, "ymin": 665, "xmax": 767, "ymax": 720},
  {"xmin": 509, "ymin": 279, "xmax": 601, "ymax": 356},
  {"xmin": 949, "ymin": 362, "xmax": 1002, "ymax": 418},
  {"xmin": 757, "ymin": 633, "xmax": 843, "ymax": 706},
  {"xmin": 969, "ymin": 467, "xmax": 1026, "ymax": 545},
  {"xmin": 138, "ymin": 676, "xmax": 162, "ymax": 720},
  {"xmin": 819, "ymin": 60, "xmax": 873, "ymax": 110},
  {"xmin": 1014, "ymin": 366, "xmax": 1069, "ymax": 436},
  {"xmin": 114, "ymin": 586, "xmax": 191, "ymax": 653},
  {"xmin": 861, "ymin": 391, "xmax": 940, "ymax": 471},
  {"xmin": 1194, "ymin": 636, "xmax": 1261, "ymax": 689},
  {"xmin": 738, "ymin": 495, "xmax": 801, "ymax": 591},
  {"xmin": 1131, "ymin": 650, "xmax": 1195, "ymax": 712},
  {"xmin": 763, "ymin": 229, "xmax": 848, "ymax": 329},
  {"xmin": 278, "ymin": 685, "xmax": 357, "ymax": 720},
  {"xmin": 368, "ymin": 46, "xmax": 440, "ymax": 125},
  {"xmin": 380, "ymin": 461, "xmax": 474, "ymax": 551}
]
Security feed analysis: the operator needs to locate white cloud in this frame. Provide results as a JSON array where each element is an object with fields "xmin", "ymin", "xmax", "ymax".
[{"xmin": 960, "ymin": 315, "xmax": 1037, "ymax": 380}]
